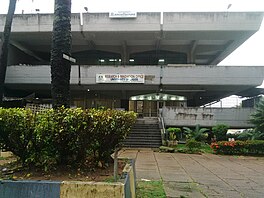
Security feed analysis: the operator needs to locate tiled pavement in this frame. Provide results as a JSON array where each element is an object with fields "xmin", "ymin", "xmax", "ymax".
[{"xmin": 119, "ymin": 149, "xmax": 264, "ymax": 198}]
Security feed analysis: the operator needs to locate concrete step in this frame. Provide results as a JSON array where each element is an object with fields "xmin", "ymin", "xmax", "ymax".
[
  {"xmin": 125, "ymin": 136, "xmax": 161, "ymax": 140},
  {"xmin": 128, "ymin": 133, "xmax": 161, "ymax": 137},
  {"xmin": 131, "ymin": 129, "xmax": 160, "ymax": 132},
  {"xmin": 123, "ymin": 143, "xmax": 161, "ymax": 148},
  {"xmin": 123, "ymin": 117, "xmax": 161, "ymax": 148}
]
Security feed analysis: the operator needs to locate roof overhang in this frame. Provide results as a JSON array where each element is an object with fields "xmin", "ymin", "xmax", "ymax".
[{"xmin": 0, "ymin": 12, "xmax": 263, "ymax": 65}]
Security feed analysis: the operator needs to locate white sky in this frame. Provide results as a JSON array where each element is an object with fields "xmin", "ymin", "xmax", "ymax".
[{"xmin": 1, "ymin": 0, "xmax": 264, "ymax": 107}]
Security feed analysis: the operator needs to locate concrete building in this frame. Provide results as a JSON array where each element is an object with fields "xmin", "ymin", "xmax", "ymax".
[{"xmin": 1, "ymin": 12, "xmax": 264, "ymax": 127}]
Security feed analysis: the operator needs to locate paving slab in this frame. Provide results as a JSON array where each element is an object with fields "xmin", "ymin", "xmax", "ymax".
[{"xmin": 119, "ymin": 149, "xmax": 264, "ymax": 197}]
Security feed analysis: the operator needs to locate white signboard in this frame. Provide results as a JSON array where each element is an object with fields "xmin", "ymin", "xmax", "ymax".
[
  {"xmin": 96, "ymin": 74, "xmax": 145, "ymax": 84},
  {"xmin": 109, "ymin": 11, "xmax": 137, "ymax": 18},
  {"xmin": 62, "ymin": 54, "xmax": 76, "ymax": 63}
]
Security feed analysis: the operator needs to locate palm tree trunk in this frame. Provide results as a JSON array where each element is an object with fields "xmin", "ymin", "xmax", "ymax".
[
  {"xmin": 0, "ymin": 0, "xmax": 17, "ymax": 105},
  {"xmin": 50, "ymin": 0, "xmax": 72, "ymax": 108}
]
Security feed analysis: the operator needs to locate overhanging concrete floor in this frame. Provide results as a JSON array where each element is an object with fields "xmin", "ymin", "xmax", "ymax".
[{"xmin": 119, "ymin": 149, "xmax": 264, "ymax": 198}]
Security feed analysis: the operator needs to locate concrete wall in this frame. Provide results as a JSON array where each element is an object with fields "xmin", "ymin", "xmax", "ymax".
[
  {"xmin": 5, "ymin": 65, "xmax": 79, "ymax": 84},
  {"xmin": 1, "ymin": 12, "xmax": 262, "ymax": 32},
  {"xmin": 0, "ymin": 180, "xmax": 61, "ymax": 198},
  {"xmin": 60, "ymin": 182, "xmax": 124, "ymax": 198},
  {"xmin": 162, "ymin": 107, "xmax": 256, "ymax": 128},
  {"xmin": 5, "ymin": 65, "xmax": 264, "ymax": 86},
  {"xmin": 163, "ymin": 12, "xmax": 263, "ymax": 31},
  {"xmin": 0, "ymin": 159, "xmax": 137, "ymax": 198}
]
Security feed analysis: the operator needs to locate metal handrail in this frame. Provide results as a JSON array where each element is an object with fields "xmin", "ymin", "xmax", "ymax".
[{"xmin": 158, "ymin": 108, "xmax": 166, "ymax": 145}]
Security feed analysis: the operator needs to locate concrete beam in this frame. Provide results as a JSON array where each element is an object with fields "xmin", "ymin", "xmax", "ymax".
[
  {"xmin": 209, "ymin": 39, "xmax": 235, "ymax": 65},
  {"xmin": 10, "ymin": 40, "xmax": 44, "ymax": 61},
  {"xmin": 189, "ymin": 40, "xmax": 198, "ymax": 63},
  {"xmin": 88, "ymin": 40, "xmax": 96, "ymax": 50},
  {"xmin": 155, "ymin": 39, "xmax": 161, "ymax": 51}
]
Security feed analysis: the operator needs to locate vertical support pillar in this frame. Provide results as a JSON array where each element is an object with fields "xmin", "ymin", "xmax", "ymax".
[
  {"xmin": 121, "ymin": 99, "xmax": 129, "ymax": 111},
  {"xmin": 121, "ymin": 41, "xmax": 129, "ymax": 65}
]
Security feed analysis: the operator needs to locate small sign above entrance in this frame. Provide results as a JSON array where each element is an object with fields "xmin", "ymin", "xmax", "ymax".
[
  {"xmin": 96, "ymin": 74, "xmax": 145, "ymax": 84},
  {"xmin": 109, "ymin": 11, "xmax": 137, "ymax": 18}
]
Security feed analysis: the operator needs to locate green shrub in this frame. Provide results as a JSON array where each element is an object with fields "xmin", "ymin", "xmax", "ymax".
[
  {"xmin": 167, "ymin": 128, "xmax": 181, "ymax": 141},
  {"xmin": 89, "ymin": 108, "xmax": 137, "ymax": 162},
  {"xmin": 250, "ymin": 98, "xmax": 264, "ymax": 136},
  {"xmin": 212, "ymin": 124, "xmax": 229, "ymax": 141},
  {"xmin": 186, "ymin": 139, "xmax": 202, "ymax": 152},
  {"xmin": 31, "ymin": 108, "xmax": 93, "ymax": 168},
  {"xmin": 0, "ymin": 108, "xmax": 34, "ymax": 164},
  {"xmin": 211, "ymin": 140, "xmax": 264, "ymax": 155},
  {"xmin": 0, "ymin": 107, "xmax": 137, "ymax": 169},
  {"xmin": 183, "ymin": 125, "xmax": 209, "ymax": 142}
]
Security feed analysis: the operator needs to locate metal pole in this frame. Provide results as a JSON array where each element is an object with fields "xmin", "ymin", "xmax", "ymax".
[{"xmin": 114, "ymin": 147, "xmax": 118, "ymax": 182}]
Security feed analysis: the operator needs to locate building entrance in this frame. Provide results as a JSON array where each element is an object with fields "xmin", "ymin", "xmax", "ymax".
[{"xmin": 129, "ymin": 93, "xmax": 186, "ymax": 117}]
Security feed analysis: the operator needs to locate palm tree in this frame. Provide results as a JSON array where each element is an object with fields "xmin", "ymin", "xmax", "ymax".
[
  {"xmin": 50, "ymin": 0, "xmax": 72, "ymax": 108},
  {"xmin": 250, "ymin": 98, "xmax": 264, "ymax": 138},
  {"xmin": 183, "ymin": 125, "xmax": 209, "ymax": 142},
  {"xmin": 0, "ymin": 0, "xmax": 17, "ymax": 105}
]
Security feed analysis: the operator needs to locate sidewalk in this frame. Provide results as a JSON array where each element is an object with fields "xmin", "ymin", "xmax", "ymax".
[{"xmin": 119, "ymin": 149, "xmax": 264, "ymax": 198}]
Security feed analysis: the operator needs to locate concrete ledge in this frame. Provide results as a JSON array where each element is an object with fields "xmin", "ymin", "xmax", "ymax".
[
  {"xmin": 0, "ymin": 159, "xmax": 136, "ymax": 198},
  {"xmin": 60, "ymin": 181, "xmax": 124, "ymax": 198},
  {"xmin": 0, "ymin": 151, "xmax": 13, "ymax": 158},
  {"xmin": 0, "ymin": 180, "xmax": 61, "ymax": 198}
]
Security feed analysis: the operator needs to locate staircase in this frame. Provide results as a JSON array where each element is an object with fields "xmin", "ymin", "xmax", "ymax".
[{"xmin": 123, "ymin": 117, "xmax": 162, "ymax": 148}]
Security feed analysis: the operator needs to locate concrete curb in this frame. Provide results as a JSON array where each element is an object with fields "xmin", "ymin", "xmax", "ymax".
[{"xmin": 0, "ymin": 159, "xmax": 136, "ymax": 198}]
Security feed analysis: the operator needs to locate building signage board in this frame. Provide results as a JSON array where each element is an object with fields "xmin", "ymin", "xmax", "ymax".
[
  {"xmin": 109, "ymin": 11, "xmax": 137, "ymax": 18},
  {"xmin": 96, "ymin": 74, "xmax": 144, "ymax": 84}
]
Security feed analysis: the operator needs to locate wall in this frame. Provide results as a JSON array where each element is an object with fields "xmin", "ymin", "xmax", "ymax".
[
  {"xmin": 162, "ymin": 107, "xmax": 256, "ymax": 128},
  {"xmin": 5, "ymin": 65, "xmax": 264, "ymax": 86}
]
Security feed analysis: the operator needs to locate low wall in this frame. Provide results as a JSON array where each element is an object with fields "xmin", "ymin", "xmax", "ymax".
[
  {"xmin": 162, "ymin": 107, "xmax": 255, "ymax": 128},
  {"xmin": 0, "ymin": 160, "xmax": 136, "ymax": 198}
]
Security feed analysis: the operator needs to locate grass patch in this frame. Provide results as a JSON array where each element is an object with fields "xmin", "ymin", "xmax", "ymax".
[
  {"xmin": 137, "ymin": 180, "xmax": 166, "ymax": 198},
  {"xmin": 175, "ymin": 143, "xmax": 213, "ymax": 154},
  {"xmin": 200, "ymin": 144, "xmax": 213, "ymax": 154},
  {"xmin": 0, "ymin": 157, "xmax": 5, "ymax": 160}
]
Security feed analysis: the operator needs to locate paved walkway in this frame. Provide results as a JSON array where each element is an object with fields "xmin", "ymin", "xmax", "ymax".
[{"xmin": 119, "ymin": 149, "xmax": 264, "ymax": 198}]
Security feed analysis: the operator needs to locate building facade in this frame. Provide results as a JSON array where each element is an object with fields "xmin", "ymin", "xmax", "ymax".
[{"xmin": 1, "ymin": 12, "xmax": 264, "ymax": 124}]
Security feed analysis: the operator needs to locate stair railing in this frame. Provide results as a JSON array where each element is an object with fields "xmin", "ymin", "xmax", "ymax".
[{"xmin": 158, "ymin": 108, "xmax": 166, "ymax": 145}]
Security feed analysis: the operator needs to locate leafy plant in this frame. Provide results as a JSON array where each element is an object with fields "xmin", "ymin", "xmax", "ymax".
[
  {"xmin": 167, "ymin": 127, "xmax": 181, "ymax": 141},
  {"xmin": 0, "ymin": 108, "xmax": 34, "ymax": 164},
  {"xmin": 186, "ymin": 139, "xmax": 202, "ymax": 152},
  {"xmin": 211, "ymin": 140, "xmax": 264, "ymax": 155},
  {"xmin": 0, "ymin": 107, "xmax": 137, "ymax": 170},
  {"xmin": 212, "ymin": 124, "xmax": 229, "ymax": 141},
  {"xmin": 236, "ymin": 129, "xmax": 253, "ymax": 141},
  {"xmin": 250, "ymin": 98, "xmax": 264, "ymax": 138},
  {"xmin": 169, "ymin": 132, "xmax": 177, "ymax": 141},
  {"xmin": 183, "ymin": 125, "xmax": 209, "ymax": 142}
]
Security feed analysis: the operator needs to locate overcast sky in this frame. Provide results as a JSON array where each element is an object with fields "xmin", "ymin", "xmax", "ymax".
[{"xmin": 1, "ymin": 0, "xmax": 264, "ymax": 107}]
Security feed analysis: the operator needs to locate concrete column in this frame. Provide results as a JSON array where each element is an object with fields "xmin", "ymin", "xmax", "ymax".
[
  {"xmin": 121, "ymin": 99, "xmax": 129, "ymax": 110},
  {"xmin": 121, "ymin": 41, "xmax": 129, "ymax": 65}
]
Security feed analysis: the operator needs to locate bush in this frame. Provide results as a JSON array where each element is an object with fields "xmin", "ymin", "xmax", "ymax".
[
  {"xmin": 88, "ymin": 108, "xmax": 137, "ymax": 162},
  {"xmin": 186, "ymin": 139, "xmax": 202, "ymax": 152},
  {"xmin": 0, "ymin": 108, "xmax": 34, "ymax": 164},
  {"xmin": 0, "ymin": 107, "xmax": 137, "ymax": 169},
  {"xmin": 31, "ymin": 108, "xmax": 93, "ymax": 168},
  {"xmin": 212, "ymin": 124, "xmax": 229, "ymax": 141},
  {"xmin": 183, "ymin": 125, "xmax": 209, "ymax": 142},
  {"xmin": 250, "ymin": 98, "xmax": 264, "ymax": 135},
  {"xmin": 210, "ymin": 140, "xmax": 264, "ymax": 155},
  {"xmin": 167, "ymin": 127, "xmax": 181, "ymax": 141}
]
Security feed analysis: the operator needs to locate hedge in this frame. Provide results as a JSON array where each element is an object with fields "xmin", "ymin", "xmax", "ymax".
[
  {"xmin": 210, "ymin": 140, "xmax": 264, "ymax": 155},
  {"xmin": 0, "ymin": 107, "xmax": 137, "ymax": 169}
]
